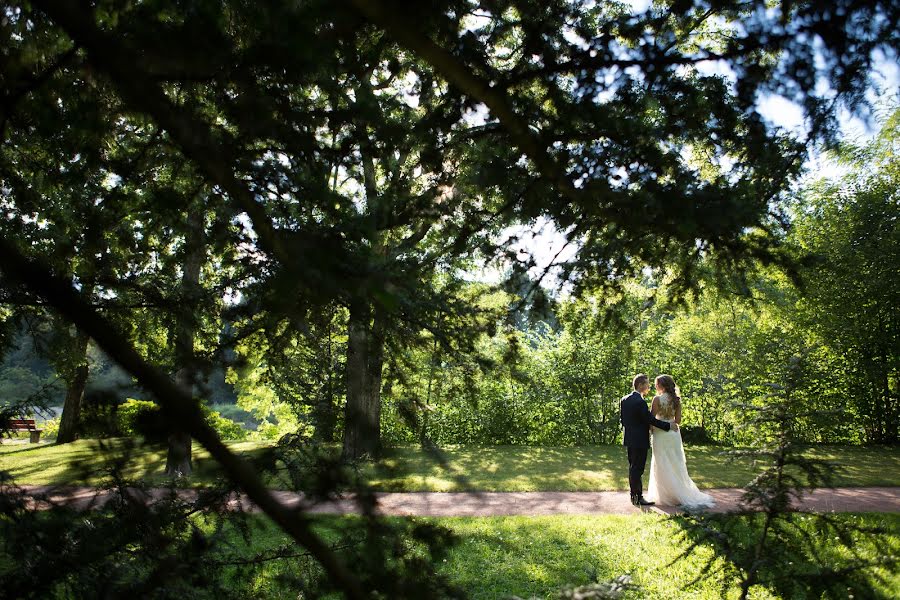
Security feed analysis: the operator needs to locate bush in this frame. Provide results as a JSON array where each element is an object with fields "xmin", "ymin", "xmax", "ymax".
[
  {"xmin": 39, "ymin": 416, "xmax": 59, "ymax": 439},
  {"xmin": 209, "ymin": 403, "xmax": 257, "ymax": 430},
  {"xmin": 204, "ymin": 406, "xmax": 247, "ymax": 440},
  {"xmin": 79, "ymin": 389, "xmax": 123, "ymax": 437},
  {"xmin": 118, "ymin": 398, "xmax": 248, "ymax": 440},
  {"xmin": 118, "ymin": 398, "xmax": 158, "ymax": 436}
]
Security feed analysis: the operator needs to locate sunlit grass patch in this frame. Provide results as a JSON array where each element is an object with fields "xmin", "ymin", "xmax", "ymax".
[
  {"xmin": 2, "ymin": 441, "xmax": 898, "ymax": 492},
  {"xmin": 0, "ymin": 438, "xmax": 270, "ymax": 486}
]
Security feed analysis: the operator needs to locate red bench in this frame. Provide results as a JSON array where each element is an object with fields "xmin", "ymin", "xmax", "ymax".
[{"xmin": 6, "ymin": 419, "xmax": 43, "ymax": 443}]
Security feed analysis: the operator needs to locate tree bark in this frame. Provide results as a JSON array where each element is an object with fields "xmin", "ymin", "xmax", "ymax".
[
  {"xmin": 366, "ymin": 309, "xmax": 384, "ymax": 450},
  {"xmin": 165, "ymin": 208, "xmax": 204, "ymax": 477},
  {"xmin": 313, "ymin": 309, "xmax": 338, "ymax": 442},
  {"xmin": 343, "ymin": 298, "xmax": 371, "ymax": 459},
  {"xmin": 342, "ymin": 299, "xmax": 384, "ymax": 460},
  {"xmin": 342, "ymin": 105, "xmax": 386, "ymax": 460},
  {"xmin": 55, "ymin": 331, "xmax": 90, "ymax": 444},
  {"xmin": 164, "ymin": 365, "xmax": 194, "ymax": 477}
]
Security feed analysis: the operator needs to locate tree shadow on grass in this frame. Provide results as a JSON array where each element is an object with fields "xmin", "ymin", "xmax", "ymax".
[
  {"xmin": 0, "ymin": 440, "xmax": 117, "ymax": 486},
  {"xmin": 374, "ymin": 443, "xmax": 900, "ymax": 494},
  {"xmin": 0, "ymin": 442, "xmax": 57, "ymax": 456},
  {"xmin": 0, "ymin": 438, "xmax": 280, "ymax": 489},
  {"xmin": 1, "ymin": 440, "xmax": 472, "ymax": 599}
]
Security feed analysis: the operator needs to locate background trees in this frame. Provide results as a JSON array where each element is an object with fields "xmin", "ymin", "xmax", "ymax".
[{"xmin": 789, "ymin": 111, "xmax": 900, "ymax": 444}]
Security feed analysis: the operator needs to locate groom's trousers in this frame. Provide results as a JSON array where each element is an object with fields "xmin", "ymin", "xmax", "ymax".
[{"xmin": 626, "ymin": 447, "xmax": 649, "ymax": 498}]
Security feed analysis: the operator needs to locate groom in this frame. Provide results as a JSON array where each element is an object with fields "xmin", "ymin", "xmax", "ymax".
[{"xmin": 620, "ymin": 373, "xmax": 678, "ymax": 506}]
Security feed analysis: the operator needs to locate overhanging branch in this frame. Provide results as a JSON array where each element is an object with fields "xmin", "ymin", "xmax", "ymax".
[{"xmin": 0, "ymin": 234, "xmax": 366, "ymax": 600}]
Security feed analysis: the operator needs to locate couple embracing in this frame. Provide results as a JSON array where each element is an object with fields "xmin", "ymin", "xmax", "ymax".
[{"xmin": 620, "ymin": 373, "xmax": 714, "ymax": 509}]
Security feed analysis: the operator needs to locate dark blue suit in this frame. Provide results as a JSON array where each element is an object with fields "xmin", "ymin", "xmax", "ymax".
[{"xmin": 620, "ymin": 390, "xmax": 672, "ymax": 499}]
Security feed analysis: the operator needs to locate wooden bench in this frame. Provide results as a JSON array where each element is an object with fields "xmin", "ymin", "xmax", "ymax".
[{"xmin": 6, "ymin": 419, "xmax": 43, "ymax": 443}]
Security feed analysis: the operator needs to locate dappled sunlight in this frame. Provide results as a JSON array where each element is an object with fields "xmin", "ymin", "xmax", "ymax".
[
  {"xmin": 563, "ymin": 469, "xmax": 623, "ymax": 489},
  {"xmin": 0, "ymin": 440, "xmax": 57, "ymax": 455},
  {"xmin": 0, "ymin": 438, "xmax": 273, "ymax": 487},
  {"xmin": 209, "ymin": 510, "xmax": 887, "ymax": 599},
  {"xmin": 1, "ymin": 441, "xmax": 897, "ymax": 492},
  {"xmin": 370, "ymin": 445, "xmax": 734, "ymax": 491},
  {"xmin": 0, "ymin": 439, "xmax": 122, "ymax": 485},
  {"xmin": 364, "ymin": 444, "xmax": 900, "ymax": 492}
]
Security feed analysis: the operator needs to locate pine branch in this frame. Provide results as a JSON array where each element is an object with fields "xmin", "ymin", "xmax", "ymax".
[
  {"xmin": 0, "ymin": 234, "xmax": 367, "ymax": 600},
  {"xmin": 30, "ymin": 0, "xmax": 289, "ymax": 265}
]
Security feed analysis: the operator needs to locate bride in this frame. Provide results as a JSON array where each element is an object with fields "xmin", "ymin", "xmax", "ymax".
[{"xmin": 646, "ymin": 374, "xmax": 714, "ymax": 509}]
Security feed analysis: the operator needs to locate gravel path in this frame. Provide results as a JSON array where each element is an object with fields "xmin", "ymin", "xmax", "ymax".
[{"xmin": 16, "ymin": 485, "xmax": 900, "ymax": 516}]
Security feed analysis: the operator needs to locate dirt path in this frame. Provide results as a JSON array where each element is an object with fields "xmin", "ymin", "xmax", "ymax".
[{"xmin": 16, "ymin": 485, "xmax": 900, "ymax": 516}]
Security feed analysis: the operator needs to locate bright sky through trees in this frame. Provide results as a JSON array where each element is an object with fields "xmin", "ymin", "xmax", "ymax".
[{"xmin": 505, "ymin": 0, "xmax": 899, "ymax": 291}]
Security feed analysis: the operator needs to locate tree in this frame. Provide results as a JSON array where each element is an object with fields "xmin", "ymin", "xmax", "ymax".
[
  {"xmin": 165, "ymin": 202, "xmax": 206, "ymax": 476},
  {"xmin": 791, "ymin": 109, "xmax": 900, "ymax": 443},
  {"xmin": 0, "ymin": 33, "xmax": 119, "ymax": 441},
  {"xmin": 351, "ymin": 0, "xmax": 879, "ymax": 292}
]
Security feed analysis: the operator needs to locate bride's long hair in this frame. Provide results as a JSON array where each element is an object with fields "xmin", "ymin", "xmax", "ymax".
[{"xmin": 655, "ymin": 374, "xmax": 681, "ymax": 406}]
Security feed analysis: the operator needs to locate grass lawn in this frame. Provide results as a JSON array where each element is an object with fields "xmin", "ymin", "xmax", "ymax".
[
  {"xmin": 1, "ymin": 439, "xmax": 898, "ymax": 491},
  {"xmin": 0, "ymin": 438, "xmax": 264, "ymax": 487},
  {"xmin": 1, "ymin": 440, "xmax": 897, "ymax": 598},
  {"xmin": 366, "ymin": 444, "xmax": 900, "ymax": 491},
  {"xmin": 230, "ymin": 512, "xmax": 900, "ymax": 599}
]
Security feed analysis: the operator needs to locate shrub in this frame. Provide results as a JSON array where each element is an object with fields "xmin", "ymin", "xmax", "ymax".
[
  {"xmin": 117, "ymin": 398, "xmax": 248, "ymax": 440},
  {"xmin": 117, "ymin": 398, "xmax": 158, "ymax": 436},
  {"xmin": 204, "ymin": 406, "xmax": 247, "ymax": 440},
  {"xmin": 79, "ymin": 389, "xmax": 121, "ymax": 437},
  {"xmin": 679, "ymin": 425, "xmax": 716, "ymax": 445},
  {"xmin": 208, "ymin": 403, "xmax": 257, "ymax": 429},
  {"xmin": 39, "ymin": 416, "xmax": 60, "ymax": 439}
]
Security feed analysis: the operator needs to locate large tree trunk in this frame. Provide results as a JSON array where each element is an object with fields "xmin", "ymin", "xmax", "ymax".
[
  {"xmin": 55, "ymin": 331, "xmax": 90, "ymax": 444},
  {"xmin": 165, "ymin": 208, "xmax": 204, "ymax": 477},
  {"xmin": 343, "ymin": 298, "xmax": 371, "ymax": 460},
  {"xmin": 342, "ymin": 299, "xmax": 384, "ymax": 460},
  {"xmin": 164, "ymin": 364, "xmax": 194, "ymax": 477},
  {"xmin": 342, "ymin": 115, "xmax": 386, "ymax": 460},
  {"xmin": 313, "ymin": 311, "xmax": 338, "ymax": 442},
  {"xmin": 366, "ymin": 310, "xmax": 384, "ymax": 449}
]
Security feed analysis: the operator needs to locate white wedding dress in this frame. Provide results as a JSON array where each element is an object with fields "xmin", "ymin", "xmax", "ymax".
[{"xmin": 646, "ymin": 393, "xmax": 714, "ymax": 509}]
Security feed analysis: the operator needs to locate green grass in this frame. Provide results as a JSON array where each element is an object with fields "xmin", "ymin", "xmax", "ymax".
[
  {"xmin": 225, "ymin": 512, "xmax": 900, "ymax": 599},
  {"xmin": 439, "ymin": 514, "xmax": 722, "ymax": 599},
  {"xmin": 0, "ymin": 438, "xmax": 266, "ymax": 487},
  {"xmin": 2, "ymin": 439, "xmax": 898, "ymax": 491},
  {"xmin": 365, "ymin": 444, "xmax": 900, "ymax": 491},
  {"xmin": 4, "ymin": 440, "xmax": 896, "ymax": 598}
]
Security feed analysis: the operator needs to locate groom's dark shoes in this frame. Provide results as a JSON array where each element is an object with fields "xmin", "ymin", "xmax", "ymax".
[{"xmin": 631, "ymin": 494, "xmax": 655, "ymax": 507}]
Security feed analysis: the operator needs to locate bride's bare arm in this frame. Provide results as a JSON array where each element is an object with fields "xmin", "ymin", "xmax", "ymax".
[{"xmin": 650, "ymin": 396, "xmax": 659, "ymax": 416}]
